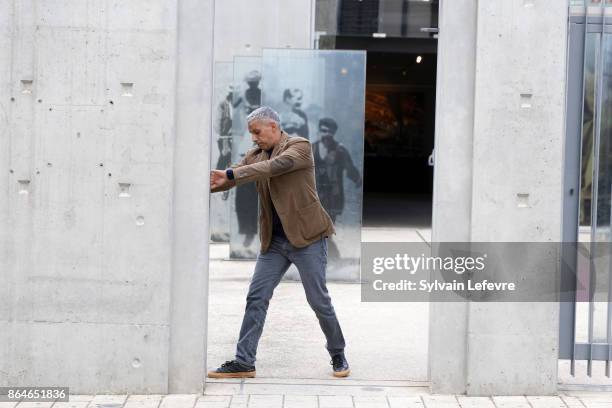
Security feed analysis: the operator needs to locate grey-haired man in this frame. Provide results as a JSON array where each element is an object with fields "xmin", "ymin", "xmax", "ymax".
[{"xmin": 208, "ymin": 106, "xmax": 350, "ymax": 378}]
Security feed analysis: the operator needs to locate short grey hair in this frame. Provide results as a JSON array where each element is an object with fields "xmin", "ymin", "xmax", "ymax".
[{"xmin": 246, "ymin": 106, "xmax": 280, "ymax": 126}]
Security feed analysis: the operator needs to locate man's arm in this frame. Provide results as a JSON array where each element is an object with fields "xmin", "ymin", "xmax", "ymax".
[
  {"xmin": 341, "ymin": 145, "xmax": 362, "ymax": 187},
  {"xmin": 210, "ymin": 147, "xmax": 256, "ymax": 193},
  {"xmin": 232, "ymin": 140, "xmax": 313, "ymax": 186},
  {"xmin": 210, "ymin": 170, "xmax": 236, "ymax": 193}
]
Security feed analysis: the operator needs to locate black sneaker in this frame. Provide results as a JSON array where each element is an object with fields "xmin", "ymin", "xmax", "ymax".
[
  {"xmin": 330, "ymin": 353, "xmax": 350, "ymax": 377},
  {"xmin": 207, "ymin": 360, "xmax": 256, "ymax": 378}
]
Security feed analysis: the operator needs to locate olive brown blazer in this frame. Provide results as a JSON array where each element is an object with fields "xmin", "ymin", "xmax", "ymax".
[{"xmin": 212, "ymin": 131, "xmax": 336, "ymax": 253}]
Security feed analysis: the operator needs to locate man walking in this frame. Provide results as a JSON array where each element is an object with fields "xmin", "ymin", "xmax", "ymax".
[{"xmin": 208, "ymin": 106, "xmax": 350, "ymax": 378}]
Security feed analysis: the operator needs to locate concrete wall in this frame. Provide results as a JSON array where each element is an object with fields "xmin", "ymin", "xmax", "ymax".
[
  {"xmin": 1, "ymin": 0, "xmax": 213, "ymax": 394},
  {"xmin": 213, "ymin": 0, "xmax": 313, "ymax": 62},
  {"xmin": 431, "ymin": 0, "xmax": 568, "ymax": 395},
  {"xmin": 429, "ymin": 0, "xmax": 477, "ymax": 394}
]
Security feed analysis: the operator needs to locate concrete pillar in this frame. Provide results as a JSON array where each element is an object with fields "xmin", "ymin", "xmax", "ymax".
[
  {"xmin": 429, "ymin": 0, "xmax": 478, "ymax": 394},
  {"xmin": 431, "ymin": 0, "xmax": 568, "ymax": 395},
  {"xmin": 168, "ymin": 0, "xmax": 214, "ymax": 394},
  {"xmin": 1, "ymin": 0, "xmax": 214, "ymax": 394},
  {"xmin": 466, "ymin": 0, "xmax": 567, "ymax": 395}
]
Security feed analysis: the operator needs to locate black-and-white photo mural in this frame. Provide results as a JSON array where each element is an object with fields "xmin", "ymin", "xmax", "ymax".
[
  {"xmin": 209, "ymin": 61, "xmax": 234, "ymax": 242},
  {"xmin": 261, "ymin": 49, "xmax": 366, "ymax": 280},
  {"xmin": 229, "ymin": 56, "xmax": 263, "ymax": 259}
]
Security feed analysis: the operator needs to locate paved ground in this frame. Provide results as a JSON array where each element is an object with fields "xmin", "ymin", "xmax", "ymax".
[
  {"xmin": 206, "ymin": 226, "xmax": 434, "ymax": 381},
  {"xmin": 5, "ymin": 392, "xmax": 612, "ymax": 408},
  {"xmin": 206, "ymin": 255, "xmax": 429, "ymax": 381}
]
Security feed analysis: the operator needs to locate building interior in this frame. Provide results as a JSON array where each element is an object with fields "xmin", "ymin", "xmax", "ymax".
[{"xmin": 320, "ymin": 0, "xmax": 438, "ymax": 231}]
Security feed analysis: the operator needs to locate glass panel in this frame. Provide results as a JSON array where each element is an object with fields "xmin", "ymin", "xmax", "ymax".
[
  {"xmin": 587, "ymin": 0, "xmax": 605, "ymax": 16},
  {"xmin": 594, "ymin": 35, "xmax": 611, "ymax": 244},
  {"xmin": 229, "ymin": 56, "xmax": 262, "ymax": 258},
  {"xmin": 606, "ymin": 0, "xmax": 612, "ymax": 18},
  {"xmin": 378, "ymin": 0, "xmax": 437, "ymax": 38},
  {"xmin": 261, "ymin": 49, "xmax": 366, "ymax": 280},
  {"xmin": 209, "ymin": 61, "xmax": 234, "ymax": 242},
  {"xmin": 577, "ymin": 33, "xmax": 600, "ymax": 345},
  {"xmin": 592, "ymin": 34, "xmax": 612, "ymax": 342},
  {"xmin": 321, "ymin": 0, "xmax": 438, "ymax": 39},
  {"xmin": 579, "ymin": 33, "xmax": 599, "ymax": 236}
]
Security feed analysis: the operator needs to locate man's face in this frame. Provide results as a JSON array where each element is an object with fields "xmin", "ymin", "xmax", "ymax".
[
  {"xmin": 318, "ymin": 125, "xmax": 335, "ymax": 147},
  {"xmin": 286, "ymin": 90, "xmax": 303, "ymax": 108},
  {"xmin": 248, "ymin": 119, "xmax": 280, "ymax": 151}
]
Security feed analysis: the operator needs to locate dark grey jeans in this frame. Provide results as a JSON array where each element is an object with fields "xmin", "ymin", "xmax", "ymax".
[{"xmin": 235, "ymin": 234, "xmax": 346, "ymax": 367}]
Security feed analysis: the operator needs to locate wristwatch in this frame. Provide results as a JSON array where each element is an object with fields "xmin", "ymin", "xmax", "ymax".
[{"xmin": 225, "ymin": 168, "xmax": 235, "ymax": 180}]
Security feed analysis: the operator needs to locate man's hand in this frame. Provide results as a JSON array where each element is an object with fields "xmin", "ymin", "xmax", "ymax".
[{"xmin": 210, "ymin": 169, "xmax": 234, "ymax": 192}]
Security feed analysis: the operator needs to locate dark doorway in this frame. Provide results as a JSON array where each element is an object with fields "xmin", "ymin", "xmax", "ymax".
[
  {"xmin": 331, "ymin": 37, "xmax": 437, "ymax": 228},
  {"xmin": 362, "ymin": 50, "xmax": 436, "ymax": 228}
]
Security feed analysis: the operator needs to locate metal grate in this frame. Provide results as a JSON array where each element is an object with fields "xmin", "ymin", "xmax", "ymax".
[{"xmin": 561, "ymin": 0, "xmax": 612, "ymax": 377}]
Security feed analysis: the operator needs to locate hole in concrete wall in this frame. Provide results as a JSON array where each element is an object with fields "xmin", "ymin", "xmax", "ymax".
[
  {"xmin": 17, "ymin": 179, "xmax": 31, "ymax": 194},
  {"xmin": 21, "ymin": 79, "xmax": 33, "ymax": 94},
  {"xmin": 121, "ymin": 82, "xmax": 134, "ymax": 96},
  {"xmin": 520, "ymin": 93, "xmax": 533, "ymax": 109},
  {"xmin": 517, "ymin": 193, "xmax": 530, "ymax": 208},
  {"xmin": 118, "ymin": 182, "xmax": 131, "ymax": 197}
]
